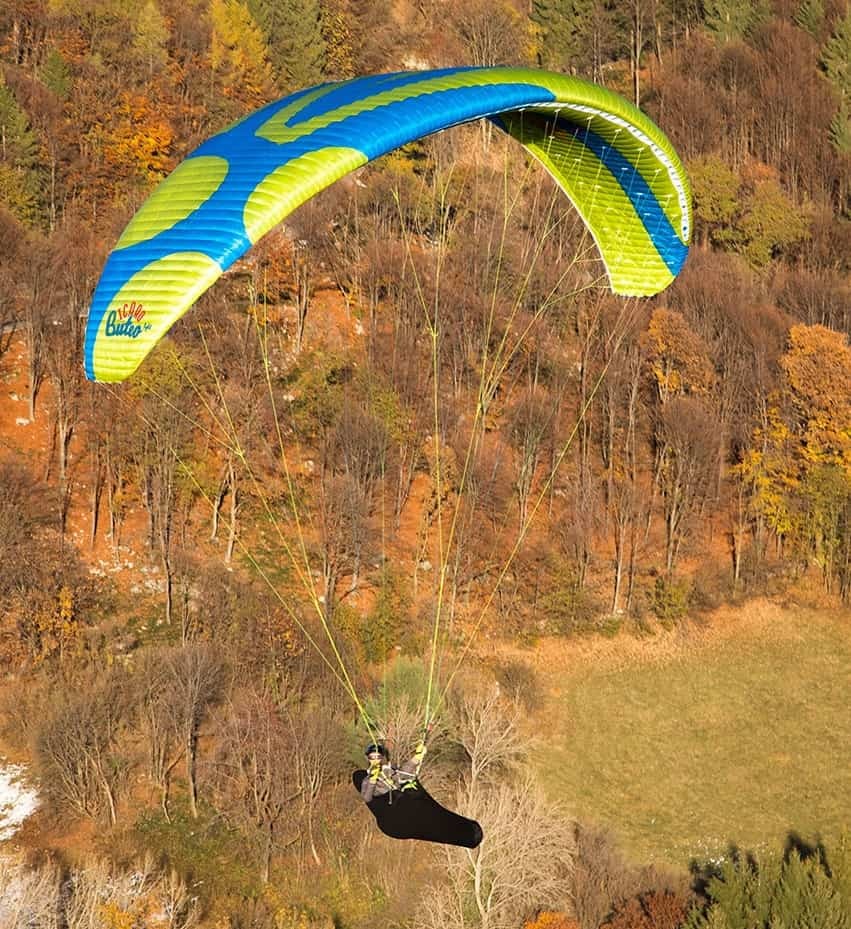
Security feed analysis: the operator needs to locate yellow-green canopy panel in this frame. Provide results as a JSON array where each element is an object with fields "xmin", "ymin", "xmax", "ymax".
[{"xmin": 85, "ymin": 67, "xmax": 691, "ymax": 382}]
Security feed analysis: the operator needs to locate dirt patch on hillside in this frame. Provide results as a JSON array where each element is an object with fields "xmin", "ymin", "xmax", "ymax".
[
  {"xmin": 0, "ymin": 335, "xmax": 150, "ymax": 574},
  {"xmin": 0, "ymin": 337, "xmax": 54, "ymax": 464}
]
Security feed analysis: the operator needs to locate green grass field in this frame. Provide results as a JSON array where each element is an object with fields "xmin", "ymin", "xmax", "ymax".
[{"xmin": 537, "ymin": 608, "xmax": 851, "ymax": 869}]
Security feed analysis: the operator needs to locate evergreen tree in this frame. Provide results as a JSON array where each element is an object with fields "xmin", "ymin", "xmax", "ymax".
[
  {"xmin": 531, "ymin": 0, "xmax": 613, "ymax": 78},
  {"xmin": 40, "ymin": 49, "xmax": 72, "ymax": 100},
  {"xmin": 532, "ymin": 0, "xmax": 581, "ymax": 67},
  {"xmin": 773, "ymin": 852, "xmax": 850, "ymax": 929},
  {"xmin": 703, "ymin": 0, "xmax": 767, "ymax": 42},
  {"xmin": 821, "ymin": 8, "xmax": 851, "ymax": 97},
  {"xmin": 0, "ymin": 79, "xmax": 42, "ymax": 226},
  {"xmin": 820, "ymin": 8, "xmax": 851, "ymax": 153},
  {"xmin": 685, "ymin": 845, "xmax": 851, "ymax": 929},
  {"xmin": 831, "ymin": 833, "xmax": 851, "ymax": 916},
  {"xmin": 248, "ymin": 0, "xmax": 326, "ymax": 91},
  {"xmin": 829, "ymin": 100, "xmax": 851, "ymax": 154}
]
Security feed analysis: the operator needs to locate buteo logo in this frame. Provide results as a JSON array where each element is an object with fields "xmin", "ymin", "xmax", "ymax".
[{"xmin": 105, "ymin": 301, "xmax": 153, "ymax": 338}]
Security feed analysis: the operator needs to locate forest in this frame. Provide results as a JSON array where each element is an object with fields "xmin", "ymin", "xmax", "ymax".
[{"xmin": 0, "ymin": 0, "xmax": 850, "ymax": 927}]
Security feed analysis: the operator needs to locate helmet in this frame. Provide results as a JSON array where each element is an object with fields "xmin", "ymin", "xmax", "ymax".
[{"xmin": 365, "ymin": 743, "xmax": 389, "ymax": 760}]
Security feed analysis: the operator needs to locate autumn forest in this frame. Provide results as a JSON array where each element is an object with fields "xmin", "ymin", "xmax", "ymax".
[{"xmin": 1, "ymin": 0, "xmax": 850, "ymax": 927}]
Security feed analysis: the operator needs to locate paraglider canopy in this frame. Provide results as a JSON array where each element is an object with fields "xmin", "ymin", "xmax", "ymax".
[{"xmin": 84, "ymin": 66, "xmax": 691, "ymax": 383}]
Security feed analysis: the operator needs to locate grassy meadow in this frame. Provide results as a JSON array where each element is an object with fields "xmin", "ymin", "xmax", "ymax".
[{"xmin": 534, "ymin": 604, "xmax": 851, "ymax": 869}]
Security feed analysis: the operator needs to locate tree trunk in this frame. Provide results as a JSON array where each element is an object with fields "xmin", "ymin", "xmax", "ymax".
[
  {"xmin": 612, "ymin": 517, "xmax": 625, "ymax": 613},
  {"xmin": 187, "ymin": 730, "xmax": 198, "ymax": 819},
  {"xmin": 210, "ymin": 468, "xmax": 228, "ymax": 541},
  {"xmin": 263, "ymin": 822, "xmax": 273, "ymax": 884},
  {"xmin": 90, "ymin": 443, "xmax": 103, "ymax": 547},
  {"xmin": 163, "ymin": 549, "xmax": 174, "ymax": 625},
  {"xmin": 226, "ymin": 463, "xmax": 238, "ymax": 563},
  {"xmin": 101, "ymin": 774, "xmax": 117, "ymax": 826},
  {"xmin": 307, "ymin": 801, "xmax": 321, "ymax": 866}
]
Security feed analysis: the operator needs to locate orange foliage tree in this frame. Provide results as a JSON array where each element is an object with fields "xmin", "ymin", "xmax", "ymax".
[
  {"xmin": 524, "ymin": 912, "xmax": 580, "ymax": 929},
  {"xmin": 602, "ymin": 889, "xmax": 691, "ymax": 929},
  {"xmin": 99, "ymin": 91, "xmax": 176, "ymax": 183}
]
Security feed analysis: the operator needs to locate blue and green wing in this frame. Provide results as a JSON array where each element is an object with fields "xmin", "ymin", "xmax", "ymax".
[{"xmin": 85, "ymin": 67, "xmax": 691, "ymax": 382}]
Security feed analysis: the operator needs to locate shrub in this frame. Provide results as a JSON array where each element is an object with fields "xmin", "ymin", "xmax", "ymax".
[
  {"xmin": 571, "ymin": 824, "xmax": 640, "ymax": 929},
  {"xmin": 572, "ymin": 824, "xmax": 691, "ymax": 929},
  {"xmin": 689, "ymin": 562, "xmax": 733, "ymax": 612},
  {"xmin": 647, "ymin": 576, "xmax": 690, "ymax": 624},
  {"xmin": 495, "ymin": 659, "xmax": 542, "ymax": 713},
  {"xmin": 541, "ymin": 564, "xmax": 604, "ymax": 636},
  {"xmin": 363, "ymin": 565, "xmax": 413, "ymax": 662}
]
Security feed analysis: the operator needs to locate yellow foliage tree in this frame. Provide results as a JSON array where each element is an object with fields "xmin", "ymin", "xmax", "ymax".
[
  {"xmin": 97, "ymin": 902, "xmax": 136, "ymax": 929},
  {"xmin": 29, "ymin": 585, "xmax": 82, "ymax": 664},
  {"xmin": 210, "ymin": 0, "xmax": 274, "ymax": 106},
  {"xmin": 737, "ymin": 324, "xmax": 851, "ymax": 587},
  {"xmin": 641, "ymin": 308, "xmax": 715, "ymax": 404},
  {"xmin": 734, "ymin": 406, "xmax": 800, "ymax": 541},
  {"xmin": 779, "ymin": 324, "xmax": 851, "ymax": 473}
]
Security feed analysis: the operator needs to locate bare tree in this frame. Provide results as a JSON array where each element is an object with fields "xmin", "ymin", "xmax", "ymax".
[
  {"xmin": 0, "ymin": 208, "xmax": 25, "ymax": 365},
  {"xmin": 286, "ymin": 196, "xmax": 337, "ymax": 353},
  {"xmin": 18, "ymin": 237, "xmax": 52, "ymax": 422},
  {"xmin": 291, "ymin": 703, "xmax": 345, "ymax": 867},
  {"xmin": 0, "ymin": 457, "xmax": 52, "ymax": 600},
  {"xmin": 132, "ymin": 353, "xmax": 197, "ymax": 624},
  {"xmin": 610, "ymin": 473, "xmax": 649, "ymax": 615},
  {"xmin": 329, "ymin": 399, "xmax": 389, "ymax": 507},
  {"xmin": 656, "ymin": 397, "xmax": 721, "ymax": 575},
  {"xmin": 508, "ymin": 388, "xmax": 550, "ymax": 529},
  {"xmin": 629, "ymin": 0, "xmax": 654, "ymax": 104},
  {"xmin": 102, "ymin": 402, "xmax": 135, "ymax": 554},
  {"xmin": 418, "ymin": 779, "xmax": 575, "ymax": 929},
  {"xmin": 214, "ymin": 690, "xmax": 302, "ymax": 882},
  {"xmin": 600, "ymin": 337, "xmax": 649, "ymax": 614},
  {"xmin": 35, "ymin": 673, "xmax": 130, "ymax": 825},
  {"xmin": 0, "ymin": 854, "xmax": 60, "ymax": 929},
  {"xmin": 317, "ymin": 471, "xmax": 370, "ymax": 619},
  {"xmin": 43, "ymin": 302, "xmax": 85, "ymax": 539},
  {"xmin": 571, "ymin": 824, "xmax": 643, "ymax": 929},
  {"xmin": 133, "ymin": 649, "xmax": 183, "ymax": 820},
  {"xmin": 418, "ymin": 681, "xmax": 574, "ymax": 929},
  {"xmin": 163, "ymin": 644, "xmax": 226, "ymax": 820},
  {"xmin": 197, "ymin": 301, "xmax": 266, "ymax": 565},
  {"xmin": 43, "ymin": 211, "xmax": 100, "ymax": 527},
  {"xmin": 558, "ymin": 468, "xmax": 600, "ymax": 598},
  {"xmin": 0, "ymin": 854, "xmax": 199, "ymax": 929},
  {"xmin": 450, "ymin": 682, "xmax": 524, "ymax": 798},
  {"xmin": 448, "ymin": 0, "xmax": 526, "ymax": 68}
]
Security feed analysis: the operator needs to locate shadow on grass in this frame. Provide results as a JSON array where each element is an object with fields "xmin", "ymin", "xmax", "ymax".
[{"xmin": 689, "ymin": 830, "xmax": 837, "ymax": 892}]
